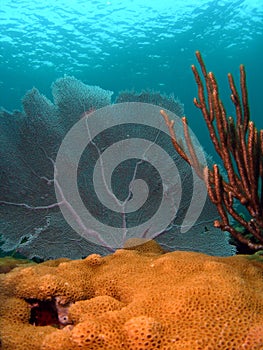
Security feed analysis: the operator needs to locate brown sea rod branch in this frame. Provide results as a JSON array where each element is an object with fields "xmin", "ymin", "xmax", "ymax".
[
  {"xmin": 162, "ymin": 51, "xmax": 263, "ymax": 251},
  {"xmin": 160, "ymin": 110, "xmax": 189, "ymax": 164},
  {"xmin": 160, "ymin": 110, "xmax": 204, "ymax": 179}
]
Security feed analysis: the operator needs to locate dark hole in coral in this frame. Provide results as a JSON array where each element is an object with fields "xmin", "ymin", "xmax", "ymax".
[{"xmin": 28, "ymin": 299, "xmax": 60, "ymax": 327}]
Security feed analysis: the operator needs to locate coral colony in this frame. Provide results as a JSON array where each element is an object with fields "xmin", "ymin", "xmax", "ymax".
[
  {"xmin": 0, "ymin": 72, "xmax": 234, "ymax": 260},
  {"xmin": 0, "ymin": 240, "xmax": 263, "ymax": 349},
  {"xmin": 162, "ymin": 51, "xmax": 263, "ymax": 253}
]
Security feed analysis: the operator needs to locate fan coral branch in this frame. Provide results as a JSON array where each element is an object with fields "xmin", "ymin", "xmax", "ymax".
[{"xmin": 162, "ymin": 51, "xmax": 263, "ymax": 252}]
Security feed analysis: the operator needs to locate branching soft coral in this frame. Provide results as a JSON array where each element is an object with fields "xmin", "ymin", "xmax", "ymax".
[{"xmin": 162, "ymin": 51, "xmax": 263, "ymax": 252}]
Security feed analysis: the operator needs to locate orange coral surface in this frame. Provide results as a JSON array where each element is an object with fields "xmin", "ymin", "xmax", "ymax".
[{"xmin": 0, "ymin": 240, "xmax": 263, "ymax": 350}]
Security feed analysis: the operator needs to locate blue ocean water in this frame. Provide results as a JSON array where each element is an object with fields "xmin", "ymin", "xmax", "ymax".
[{"xmin": 0, "ymin": 0, "xmax": 262, "ymax": 155}]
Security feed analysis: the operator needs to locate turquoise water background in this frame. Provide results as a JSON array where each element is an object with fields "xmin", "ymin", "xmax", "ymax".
[{"xmin": 0, "ymin": 0, "xmax": 262, "ymax": 156}]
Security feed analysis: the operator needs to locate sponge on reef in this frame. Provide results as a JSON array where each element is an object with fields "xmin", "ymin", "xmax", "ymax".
[{"xmin": 0, "ymin": 240, "xmax": 262, "ymax": 349}]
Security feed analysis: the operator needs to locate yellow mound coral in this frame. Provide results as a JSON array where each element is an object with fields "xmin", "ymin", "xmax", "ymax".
[
  {"xmin": 0, "ymin": 256, "xmax": 35, "ymax": 274},
  {"xmin": 0, "ymin": 241, "xmax": 263, "ymax": 350}
]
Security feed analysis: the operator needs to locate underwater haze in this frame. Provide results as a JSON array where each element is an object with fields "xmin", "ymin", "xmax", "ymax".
[{"xmin": 0, "ymin": 0, "xmax": 262, "ymax": 151}]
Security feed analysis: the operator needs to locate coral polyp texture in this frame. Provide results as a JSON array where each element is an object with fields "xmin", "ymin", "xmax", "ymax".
[{"xmin": 0, "ymin": 241, "xmax": 262, "ymax": 350}]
